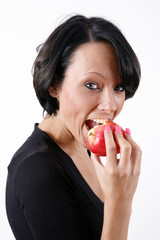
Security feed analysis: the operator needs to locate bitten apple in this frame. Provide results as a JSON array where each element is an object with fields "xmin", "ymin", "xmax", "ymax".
[{"xmin": 87, "ymin": 121, "xmax": 125, "ymax": 156}]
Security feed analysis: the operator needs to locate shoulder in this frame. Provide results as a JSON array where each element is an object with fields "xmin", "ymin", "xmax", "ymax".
[
  {"xmin": 8, "ymin": 129, "xmax": 66, "ymax": 184},
  {"xmin": 14, "ymin": 151, "xmax": 65, "ymax": 187},
  {"xmin": 13, "ymin": 149, "xmax": 80, "ymax": 194},
  {"xmin": 7, "ymin": 129, "xmax": 82, "ymax": 201},
  {"xmin": 11, "ymin": 151, "xmax": 83, "ymax": 209}
]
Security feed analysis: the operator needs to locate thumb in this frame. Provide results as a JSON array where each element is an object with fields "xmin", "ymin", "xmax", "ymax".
[{"xmin": 91, "ymin": 153, "xmax": 104, "ymax": 171}]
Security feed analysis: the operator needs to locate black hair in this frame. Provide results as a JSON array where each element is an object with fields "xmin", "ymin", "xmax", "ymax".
[{"xmin": 32, "ymin": 14, "xmax": 141, "ymax": 115}]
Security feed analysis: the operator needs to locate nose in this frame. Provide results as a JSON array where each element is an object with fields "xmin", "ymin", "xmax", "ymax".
[{"xmin": 97, "ymin": 89, "xmax": 117, "ymax": 114}]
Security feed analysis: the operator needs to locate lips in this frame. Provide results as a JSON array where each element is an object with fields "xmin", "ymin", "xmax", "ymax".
[{"xmin": 85, "ymin": 119, "xmax": 111, "ymax": 131}]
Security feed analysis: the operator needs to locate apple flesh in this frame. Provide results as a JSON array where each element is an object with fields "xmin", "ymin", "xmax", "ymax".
[{"xmin": 87, "ymin": 121, "xmax": 125, "ymax": 156}]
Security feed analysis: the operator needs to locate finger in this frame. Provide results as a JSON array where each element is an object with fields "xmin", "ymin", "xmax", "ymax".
[
  {"xmin": 104, "ymin": 125, "xmax": 117, "ymax": 168},
  {"xmin": 125, "ymin": 128, "xmax": 142, "ymax": 174},
  {"xmin": 91, "ymin": 152, "xmax": 103, "ymax": 166},
  {"xmin": 91, "ymin": 153, "xmax": 104, "ymax": 176},
  {"xmin": 114, "ymin": 126, "xmax": 132, "ymax": 169}
]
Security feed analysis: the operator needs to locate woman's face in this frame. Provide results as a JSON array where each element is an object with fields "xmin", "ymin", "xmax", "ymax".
[{"xmin": 54, "ymin": 42, "xmax": 125, "ymax": 148}]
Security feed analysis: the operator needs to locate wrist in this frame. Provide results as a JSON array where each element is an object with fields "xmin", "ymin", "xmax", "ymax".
[
  {"xmin": 101, "ymin": 201, "xmax": 132, "ymax": 240},
  {"xmin": 104, "ymin": 199, "xmax": 132, "ymax": 219}
]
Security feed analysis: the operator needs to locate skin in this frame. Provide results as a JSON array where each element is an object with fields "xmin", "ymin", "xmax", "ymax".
[{"xmin": 39, "ymin": 42, "xmax": 142, "ymax": 240}]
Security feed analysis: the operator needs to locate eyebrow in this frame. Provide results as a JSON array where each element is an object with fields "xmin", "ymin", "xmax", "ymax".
[{"xmin": 80, "ymin": 71, "xmax": 105, "ymax": 79}]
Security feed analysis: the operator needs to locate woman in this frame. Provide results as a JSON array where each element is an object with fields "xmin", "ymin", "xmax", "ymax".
[{"xmin": 6, "ymin": 15, "xmax": 142, "ymax": 240}]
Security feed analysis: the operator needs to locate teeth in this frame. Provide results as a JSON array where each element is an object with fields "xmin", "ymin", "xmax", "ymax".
[{"xmin": 93, "ymin": 119, "xmax": 110, "ymax": 124}]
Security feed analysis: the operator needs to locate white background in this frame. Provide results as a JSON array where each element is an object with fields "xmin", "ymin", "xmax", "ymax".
[{"xmin": 0, "ymin": 0, "xmax": 160, "ymax": 239}]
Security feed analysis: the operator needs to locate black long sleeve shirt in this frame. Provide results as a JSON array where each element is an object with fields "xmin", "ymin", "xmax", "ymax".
[{"xmin": 6, "ymin": 124, "xmax": 104, "ymax": 240}]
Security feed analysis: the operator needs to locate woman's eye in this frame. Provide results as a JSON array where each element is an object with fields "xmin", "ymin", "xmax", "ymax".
[
  {"xmin": 114, "ymin": 85, "xmax": 125, "ymax": 92},
  {"xmin": 85, "ymin": 82, "xmax": 99, "ymax": 90}
]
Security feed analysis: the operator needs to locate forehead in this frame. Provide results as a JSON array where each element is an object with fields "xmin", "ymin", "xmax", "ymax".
[
  {"xmin": 71, "ymin": 41, "xmax": 117, "ymax": 63},
  {"xmin": 65, "ymin": 42, "xmax": 120, "ymax": 78}
]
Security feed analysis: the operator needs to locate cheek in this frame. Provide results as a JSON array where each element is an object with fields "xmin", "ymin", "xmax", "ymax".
[
  {"xmin": 115, "ymin": 94, "xmax": 125, "ymax": 113},
  {"xmin": 59, "ymin": 91, "xmax": 83, "ymax": 117}
]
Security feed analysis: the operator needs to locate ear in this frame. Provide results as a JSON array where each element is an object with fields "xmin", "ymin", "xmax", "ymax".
[{"xmin": 49, "ymin": 86, "xmax": 58, "ymax": 98}]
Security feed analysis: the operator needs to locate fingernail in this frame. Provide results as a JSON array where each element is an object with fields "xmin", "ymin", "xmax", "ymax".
[
  {"xmin": 126, "ymin": 128, "xmax": 131, "ymax": 135},
  {"xmin": 115, "ymin": 125, "xmax": 122, "ymax": 134},
  {"xmin": 105, "ymin": 125, "xmax": 111, "ymax": 132}
]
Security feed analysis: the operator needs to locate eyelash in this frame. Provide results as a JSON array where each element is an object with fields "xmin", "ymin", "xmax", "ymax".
[
  {"xmin": 85, "ymin": 82, "xmax": 125, "ymax": 92},
  {"xmin": 114, "ymin": 85, "xmax": 125, "ymax": 92},
  {"xmin": 85, "ymin": 82, "xmax": 99, "ymax": 90}
]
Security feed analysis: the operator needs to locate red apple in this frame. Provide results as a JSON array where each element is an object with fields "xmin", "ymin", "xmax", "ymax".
[{"xmin": 87, "ymin": 121, "xmax": 125, "ymax": 156}]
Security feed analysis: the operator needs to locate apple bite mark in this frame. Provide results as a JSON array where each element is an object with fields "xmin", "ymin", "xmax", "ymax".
[{"xmin": 88, "ymin": 126, "xmax": 98, "ymax": 139}]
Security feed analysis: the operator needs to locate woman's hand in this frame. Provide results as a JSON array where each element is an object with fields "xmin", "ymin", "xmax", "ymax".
[
  {"xmin": 91, "ymin": 125, "xmax": 142, "ymax": 240},
  {"xmin": 91, "ymin": 125, "xmax": 141, "ymax": 204}
]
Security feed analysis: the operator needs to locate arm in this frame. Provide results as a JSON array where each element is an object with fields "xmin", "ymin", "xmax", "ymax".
[
  {"xmin": 91, "ymin": 127, "xmax": 142, "ymax": 240},
  {"xmin": 14, "ymin": 152, "xmax": 90, "ymax": 240}
]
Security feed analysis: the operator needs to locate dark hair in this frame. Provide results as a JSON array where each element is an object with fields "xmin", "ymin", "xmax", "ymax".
[{"xmin": 32, "ymin": 14, "xmax": 141, "ymax": 115}]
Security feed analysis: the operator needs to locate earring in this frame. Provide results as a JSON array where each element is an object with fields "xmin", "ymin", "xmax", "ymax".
[
  {"xmin": 49, "ymin": 86, "xmax": 57, "ymax": 97},
  {"xmin": 52, "ymin": 92, "xmax": 57, "ymax": 97}
]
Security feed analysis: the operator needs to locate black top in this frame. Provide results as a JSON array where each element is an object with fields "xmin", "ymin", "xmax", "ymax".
[{"xmin": 6, "ymin": 124, "xmax": 104, "ymax": 240}]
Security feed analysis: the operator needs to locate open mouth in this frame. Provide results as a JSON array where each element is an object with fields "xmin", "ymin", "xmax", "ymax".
[{"xmin": 85, "ymin": 119, "xmax": 111, "ymax": 131}]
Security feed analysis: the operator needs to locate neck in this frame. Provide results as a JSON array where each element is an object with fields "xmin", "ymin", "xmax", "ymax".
[{"xmin": 38, "ymin": 114, "xmax": 88, "ymax": 158}]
